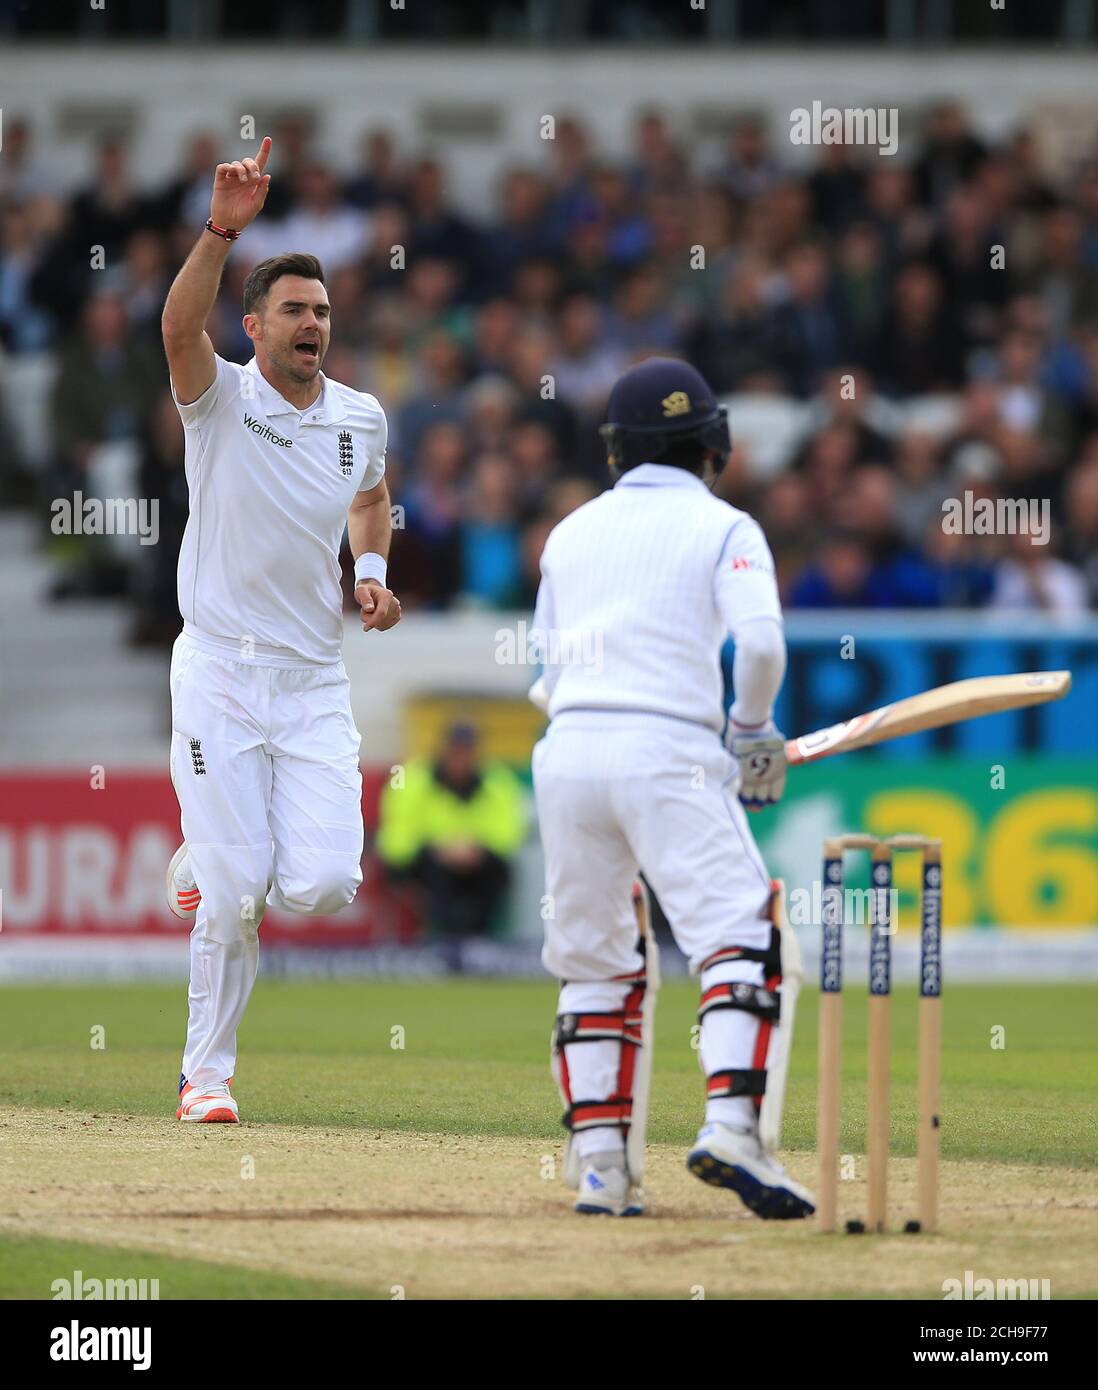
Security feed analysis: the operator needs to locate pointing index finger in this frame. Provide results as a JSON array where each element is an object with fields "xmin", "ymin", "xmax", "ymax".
[{"xmin": 255, "ymin": 136, "xmax": 272, "ymax": 172}]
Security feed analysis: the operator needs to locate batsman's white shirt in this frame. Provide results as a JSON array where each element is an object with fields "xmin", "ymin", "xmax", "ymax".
[
  {"xmin": 173, "ymin": 354, "xmax": 387, "ymax": 664},
  {"xmin": 168, "ymin": 354, "xmax": 386, "ymax": 1090},
  {"xmin": 534, "ymin": 463, "xmax": 781, "ymax": 731}
]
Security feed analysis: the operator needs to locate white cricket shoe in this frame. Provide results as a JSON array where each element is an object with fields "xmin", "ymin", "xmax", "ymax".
[
  {"xmin": 166, "ymin": 844, "xmax": 201, "ymax": 921},
  {"xmin": 177, "ymin": 1080, "xmax": 238, "ymax": 1124},
  {"xmin": 574, "ymin": 1155, "xmax": 644, "ymax": 1217},
  {"xmin": 687, "ymin": 1122, "xmax": 815, "ymax": 1220}
]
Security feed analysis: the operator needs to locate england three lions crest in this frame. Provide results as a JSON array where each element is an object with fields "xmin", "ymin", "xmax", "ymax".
[{"xmin": 337, "ymin": 430, "xmax": 354, "ymax": 477}]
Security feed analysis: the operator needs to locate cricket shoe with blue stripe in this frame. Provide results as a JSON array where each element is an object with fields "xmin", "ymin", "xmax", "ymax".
[
  {"xmin": 687, "ymin": 1122, "xmax": 814, "ymax": 1220},
  {"xmin": 574, "ymin": 1156, "xmax": 644, "ymax": 1217}
]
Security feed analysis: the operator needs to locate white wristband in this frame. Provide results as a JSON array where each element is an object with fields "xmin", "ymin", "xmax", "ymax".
[{"xmin": 354, "ymin": 553, "xmax": 387, "ymax": 588}]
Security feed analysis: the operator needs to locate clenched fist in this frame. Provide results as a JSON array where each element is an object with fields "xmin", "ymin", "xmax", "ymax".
[{"xmin": 356, "ymin": 580, "xmax": 402, "ymax": 633}]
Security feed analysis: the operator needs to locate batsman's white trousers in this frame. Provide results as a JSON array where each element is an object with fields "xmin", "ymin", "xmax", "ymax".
[
  {"xmin": 534, "ymin": 710, "xmax": 774, "ymax": 1134},
  {"xmin": 170, "ymin": 632, "xmax": 364, "ymax": 1088}
]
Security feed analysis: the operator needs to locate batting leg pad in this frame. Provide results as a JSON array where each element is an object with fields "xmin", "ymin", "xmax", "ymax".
[
  {"xmin": 550, "ymin": 881, "xmax": 660, "ymax": 1188},
  {"xmin": 697, "ymin": 880, "xmax": 803, "ymax": 1154}
]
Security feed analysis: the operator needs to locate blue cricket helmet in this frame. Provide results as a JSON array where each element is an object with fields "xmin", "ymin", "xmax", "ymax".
[{"xmin": 599, "ymin": 357, "xmax": 731, "ymax": 477}]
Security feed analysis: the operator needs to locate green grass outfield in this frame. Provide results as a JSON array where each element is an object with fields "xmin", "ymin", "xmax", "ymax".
[{"xmin": 1, "ymin": 978, "xmax": 1094, "ymax": 1161}]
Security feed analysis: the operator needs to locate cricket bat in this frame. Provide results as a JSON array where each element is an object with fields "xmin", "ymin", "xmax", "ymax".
[{"xmin": 786, "ymin": 670, "xmax": 1071, "ymax": 767}]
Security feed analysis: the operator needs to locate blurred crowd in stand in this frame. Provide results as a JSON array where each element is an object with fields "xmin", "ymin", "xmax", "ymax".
[{"xmin": 3, "ymin": 102, "xmax": 1098, "ymax": 643}]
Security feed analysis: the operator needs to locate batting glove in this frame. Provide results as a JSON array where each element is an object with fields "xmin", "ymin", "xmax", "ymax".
[{"xmin": 730, "ymin": 721, "xmax": 788, "ymax": 811}]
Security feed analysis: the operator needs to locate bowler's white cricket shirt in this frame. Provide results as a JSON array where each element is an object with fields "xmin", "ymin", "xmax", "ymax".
[
  {"xmin": 172, "ymin": 355, "xmax": 387, "ymax": 665},
  {"xmin": 533, "ymin": 463, "xmax": 782, "ymax": 732}
]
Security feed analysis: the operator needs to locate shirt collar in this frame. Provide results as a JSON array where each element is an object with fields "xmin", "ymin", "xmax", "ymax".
[
  {"xmin": 615, "ymin": 462, "xmax": 709, "ymax": 490},
  {"xmin": 244, "ymin": 357, "xmax": 347, "ymax": 426}
]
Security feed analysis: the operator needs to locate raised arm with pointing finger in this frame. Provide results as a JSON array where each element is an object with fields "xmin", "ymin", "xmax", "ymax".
[{"xmin": 161, "ymin": 136, "xmax": 272, "ymax": 405}]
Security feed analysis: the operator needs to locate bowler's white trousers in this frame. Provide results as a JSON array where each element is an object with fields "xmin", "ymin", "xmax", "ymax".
[
  {"xmin": 170, "ymin": 631, "xmax": 364, "ymax": 1089},
  {"xmin": 533, "ymin": 710, "xmax": 775, "ymax": 1145}
]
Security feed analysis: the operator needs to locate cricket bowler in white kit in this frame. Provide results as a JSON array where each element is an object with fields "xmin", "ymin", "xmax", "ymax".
[
  {"xmin": 160, "ymin": 138, "xmax": 401, "ymax": 1123},
  {"xmin": 531, "ymin": 358, "xmax": 814, "ymax": 1219}
]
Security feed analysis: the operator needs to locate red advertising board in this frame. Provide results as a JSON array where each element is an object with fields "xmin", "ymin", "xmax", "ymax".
[{"xmin": 0, "ymin": 771, "xmax": 420, "ymax": 946}]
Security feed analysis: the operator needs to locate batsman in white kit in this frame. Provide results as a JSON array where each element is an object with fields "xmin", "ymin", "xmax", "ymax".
[
  {"xmin": 531, "ymin": 358, "xmax": 814, "ymax": 1219},
  {"xmin": 160, "ymin": 138, "xmax": 401, "ymax": 1123}
]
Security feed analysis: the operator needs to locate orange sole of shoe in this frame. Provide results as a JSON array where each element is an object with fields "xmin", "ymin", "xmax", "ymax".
[{"xmin": 175, "ymin": 1104, "xmax": 238, "ymax": 1123}]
